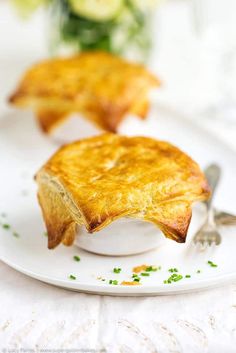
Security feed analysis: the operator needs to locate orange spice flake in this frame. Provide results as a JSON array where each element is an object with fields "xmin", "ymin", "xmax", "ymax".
[
  {"xmin": 132, "ymin": 264, "xmax": 149, "ymax": 273},
  {"xmin": 121, "ymin": 281, "xmax": 141, "ymax": 286}
]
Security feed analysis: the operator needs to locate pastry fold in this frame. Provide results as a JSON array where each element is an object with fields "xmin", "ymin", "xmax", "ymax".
[
  {"xmin": 9, "ymin": 52, "xmax": 160, "ymax": 133},
  {"xmin": 35, "ymin": 133, "xmax": 210, "ymax": 249}
]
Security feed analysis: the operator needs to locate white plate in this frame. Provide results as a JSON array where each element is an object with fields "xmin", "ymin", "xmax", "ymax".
[{"xmin": 0, "ymin": 105, "xmax": 236, "ymax": 296}]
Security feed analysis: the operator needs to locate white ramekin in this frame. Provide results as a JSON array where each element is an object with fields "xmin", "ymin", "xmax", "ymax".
[
  {"xmin": 50, "ymin": 90, "xmax": 159, "ymax": 144},
  {"xmin": 74, "ymin": 218, "xmax": 164, "ymax": 256}
]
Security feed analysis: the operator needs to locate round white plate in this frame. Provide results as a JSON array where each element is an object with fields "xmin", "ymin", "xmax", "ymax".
[{"xmin": 0, "ymin": 105, "xmax": 236, "ymax": 296}]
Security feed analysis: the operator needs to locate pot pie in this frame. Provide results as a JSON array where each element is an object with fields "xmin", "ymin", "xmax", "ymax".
[
  {"xmin": 35, "ymin": 133, "xmax": 210, "ymax": 249},
  {"xmin": 9, "ymin": 51, "xmax": 160, "ymax": 133}
]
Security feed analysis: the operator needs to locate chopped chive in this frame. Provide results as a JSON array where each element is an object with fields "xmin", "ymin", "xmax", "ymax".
[
  {"xmin": 113, "ymin": 267, "xmax": 121, "ymax": 274},
  {"xmin": 172, "ymin": 275, "xmax": 183, "ymax": 282},
  {"xmin": 69, "ymin": 274, "xmax": 76, "ymax": 280},
  {"xmin": 133, "ymin": 277, "xmax": 140, "ymax": 282},
  {"xmin": 132, "ymin": 273, "xmax": 141, "ymax": 281},
  {"xmin": 207, "ymin": 260, "xmax": 218, "ymax": 268},
  {"xmin": 185, "ymin": 274, "xmax": 191, "ymax": 278},
  {"xmin": 141, "ymin": 272, "xmax": 150, "ymax": 276},
  {"xmin": 73, "ymin": 255, "xmax": 81, "ymax": 262},
  {"xmin": 145, "ymin": 266, "xmax": 161, "ymax": 272},
  {"xmin": 2, "ymin": 224, "xmax": 10, "ymax": 230},
  {"xmin": 132, "ymin": 273, "xmax": 139, "ymax": 278},
  {"xmin": 102, "ymin": 278, "xmax": 106, "ymax": 281},
  {"xmin": 163, "ymin": 273, "xmax": 183, "ymax": 284},
  {"xmin": 197, "ymin": 270, "xmax": 201, "ymax": 273},
  {"xmin": 168, "ymin": 268, "xmax": 178, "ymax": 273},
  {"xmin": 109, "ymin": 279, "xmax": 118, "ymax": 285},
  {"xmin": 13, "ymin": 232, "xmax": 20, "ymax": 238}
]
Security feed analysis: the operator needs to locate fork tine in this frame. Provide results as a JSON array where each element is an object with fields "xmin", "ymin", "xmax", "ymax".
[
  {"xmin": 193, "ymin": 225, "xmax": 221, "ymax": 248},
  {"xmin": 199, "ymin": 241, "xmax": 208, "ymax": 251},
  {"xmin": 207, "ymin": 239, "xmax": 213, "ymax": 246}
]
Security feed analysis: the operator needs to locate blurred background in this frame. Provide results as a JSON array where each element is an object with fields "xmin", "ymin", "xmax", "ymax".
[{"xmin": 1, "ymin": 0, "xmax": 236, "ymax": 147}]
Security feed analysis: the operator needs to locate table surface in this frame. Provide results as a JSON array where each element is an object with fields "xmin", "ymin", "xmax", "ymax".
[{"xmin": 1, "ymin": 2, "xmax": 236, "ymax": 352}]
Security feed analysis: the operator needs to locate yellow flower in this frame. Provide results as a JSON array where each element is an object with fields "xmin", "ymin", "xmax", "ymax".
[
  {"xmin": 69, "ymin": 0, "xmax": 124, "ymax": 21},
  {"xmin": 10, "ymin": 0, "xmax": 47, "ymax": 17},
  {"xmin": 130, "ymin": 0, "xmax": 162, "ymax": 10}
]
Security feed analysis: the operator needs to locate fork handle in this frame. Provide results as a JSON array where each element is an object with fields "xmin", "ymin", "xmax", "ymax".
[{"xmin": 204, "ymin": 164, "xmax": 221, "ymax": 209}]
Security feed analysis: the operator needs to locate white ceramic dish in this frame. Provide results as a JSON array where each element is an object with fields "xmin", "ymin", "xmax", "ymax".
[
  {"xmin": 0, "ymin": 104, "xmax": 236, "ymax": 295},
  {"xmin": 75, "ymin": 218, "xmax": 164, "ymax": 256},
  {"xmin": 51, "ymin": 89, "xmax": 159, "ymax": 144}
]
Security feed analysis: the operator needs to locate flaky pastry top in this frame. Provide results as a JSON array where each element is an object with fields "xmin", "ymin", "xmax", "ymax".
[
  {"xmin": 36, "ymin": 133, "xmax": 210, "ymax": 249},
  {"xmin": 9, "ymin": 51, "xmax": 160, "ymax": 133}
]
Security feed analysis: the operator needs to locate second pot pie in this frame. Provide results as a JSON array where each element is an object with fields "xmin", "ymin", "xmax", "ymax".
[
  {"xmin": 9, "ymin": 51, "xmax": 160, "ymax": 134},
  {"xmin": 35, "ymin": 133, "xmax": 210, "ymax": 249}
]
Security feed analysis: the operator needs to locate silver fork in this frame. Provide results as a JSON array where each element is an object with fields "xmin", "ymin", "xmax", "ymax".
[{"xmin": 193, "ymin": 164, "xmax": 221, "ymax": 246}]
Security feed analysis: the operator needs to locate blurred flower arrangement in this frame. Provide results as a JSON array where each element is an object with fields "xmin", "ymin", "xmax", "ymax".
[{"xmin": 11, "ymin": 0, "xmax": 160, "ymax": 62}]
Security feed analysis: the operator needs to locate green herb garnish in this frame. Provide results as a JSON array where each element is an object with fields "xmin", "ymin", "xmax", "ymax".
[
  {"xmin": 2, "ymin": 224, "xmax": 10, "ymax": 230},
  {"xmin": 163, "ymin": 273, "xmax": 183, "ymax": 284},
  {"xmin": 132, "ymin": 273, "xmax": 139, "ymax": 278},
  {"xmin": 132, "ymin": 273, "xmax": 141, "ymax": 281},
  {"xmin": 109, "ymin": 279, "xmax": 118, "ymax": 285},
  {"xmin": 207, "ymin": 260, "xmax": 218, "ymax": 268},
  {"xmin": 172, "ymin": 274, "xmax": 183, "ymax": 282},
  {"xmin": 133, "ymin": 277, "xmax": 140, "ymax": 282},
  {"xmin": 141, "ymin": 272, "xmax": 150, "ymax": 276},
  {"xmin": 145, "ymin": 266, "xmax": 161, "ymax": 272},
  {"xmin": 73, "ymin": 255, "xmax": 81, "ymax": 262},
  {"xmin": 113, "ymin": 267, "xmax": 121, "ymax": 274},
  {"xmin": 13, "ymin": 232, "xmax": 20, "ymax": 238},
  {"xmin": 185, "ymin": 274, "xmax": 191, "ymax": 278},
  {"xmin": 69, "ymin": 274, "xmax": 76, "ymax": 280},
  {"xmin": 197, "ymin": 270, "xmax": 201, "ymax": 273},
  {"xmin": 168, "ymin": 268, "xmax": 178, "ymax": 273}
]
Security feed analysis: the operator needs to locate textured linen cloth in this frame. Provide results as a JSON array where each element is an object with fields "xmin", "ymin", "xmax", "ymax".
[{"xmin": 0, "ymin": 262, "xmax": 236, "ymax": 352}]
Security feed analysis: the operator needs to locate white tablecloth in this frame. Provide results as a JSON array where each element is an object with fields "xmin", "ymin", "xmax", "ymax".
[
  {"xmin": 1, "ymin": 265, "xmax": 236, "ymax": 352},
  {"xmin": 1, "ymin": 2, "xmax": 236, "ymax": 351}
]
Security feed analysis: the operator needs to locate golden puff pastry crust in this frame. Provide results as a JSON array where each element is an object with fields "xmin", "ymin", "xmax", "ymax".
[
  {"xmin": 9, "ymin": 52, "xmax": 160, "ymax": 133},
  {"xmin": 35, "ymin": 133, "xmax": 210, "ymax": 249}
]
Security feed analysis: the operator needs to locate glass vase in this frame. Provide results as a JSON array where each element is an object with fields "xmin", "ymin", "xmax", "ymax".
[{"xmin": 48, "ymin": 0, "xmax": 154, "ymax": 62}]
